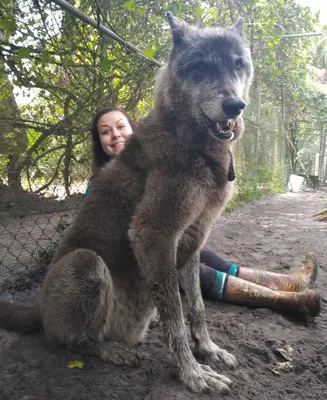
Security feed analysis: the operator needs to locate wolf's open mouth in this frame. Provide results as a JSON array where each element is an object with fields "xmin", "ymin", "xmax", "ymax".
[
  {"xmin": 201, "ymin": 110, "xmax": 235, "ymax": 141},
  {"xmin": 216, "ymin": 120, "xmax": 236, "ymax": 133}
]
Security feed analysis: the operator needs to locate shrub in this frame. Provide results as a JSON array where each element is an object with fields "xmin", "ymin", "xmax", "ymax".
[{"xmin": 226, "ymin": 164, "xmax": 285, "ymax": 212}]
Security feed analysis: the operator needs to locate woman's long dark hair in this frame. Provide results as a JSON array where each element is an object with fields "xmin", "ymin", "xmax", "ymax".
[{"xmin": 91, "ymin": 106, "xmax": 135, "ymax": 174}]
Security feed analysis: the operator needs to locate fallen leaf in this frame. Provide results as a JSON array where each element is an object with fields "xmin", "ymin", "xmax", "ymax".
[
  {"xmin": 276, "ymin": 361, "xmax": 293, "ymax": 372},
  {"xmin": 275, "ymin": 346, "xmax": 293, "ymax": 362},
  {"xmin": 67, "ymin": 360, "xmax": 85, "ymax": 369},
  {"xmin": 269, "ymin": 361, "xmax": 293, "ymax": 375},
  {"xmin": 268, "ymin": 367, "xmax": 280, "ymax": 376}
]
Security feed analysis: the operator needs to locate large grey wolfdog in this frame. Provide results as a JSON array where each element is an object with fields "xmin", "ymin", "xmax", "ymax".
[{"xmin": 0, "ymin": 12, "xmax": 253, "ymax": 393}]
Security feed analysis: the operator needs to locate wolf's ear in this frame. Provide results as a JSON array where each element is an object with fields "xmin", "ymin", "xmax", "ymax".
[
  {"xmin": 167, "ymin": 11, "xmax": 189, "ymax": 46},
  {"xmin": 233, "ymin": 18, "xmax": 245, "ymax": 38}
]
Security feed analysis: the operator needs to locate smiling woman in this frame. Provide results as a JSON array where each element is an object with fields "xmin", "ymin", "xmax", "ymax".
[
  {"xmin": 90, "ymin": 106, "xmax": 136, "ymax": 173},
  {"xmin": 97, "ymin": 111, "xmax": 133, "ymax": 158}
]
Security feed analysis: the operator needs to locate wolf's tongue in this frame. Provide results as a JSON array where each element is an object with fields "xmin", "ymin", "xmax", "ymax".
[{"xmin": 216, "ymin": 119, "xmax": 235, "ymax": 133}]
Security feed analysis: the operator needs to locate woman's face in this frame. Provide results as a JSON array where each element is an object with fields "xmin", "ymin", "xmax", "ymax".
[{"xmin": 97, "ymin": 111, "xmax": 133, "ymax": 158}]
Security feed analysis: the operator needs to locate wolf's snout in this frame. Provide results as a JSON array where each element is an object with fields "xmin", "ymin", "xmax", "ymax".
[{"xmin": 222, "ymin": 98, "xmax": 246, "ymax": 117}]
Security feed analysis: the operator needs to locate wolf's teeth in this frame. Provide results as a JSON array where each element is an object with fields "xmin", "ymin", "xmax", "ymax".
[
  {"xmin": 216, "ymin": 120, "xmax": 235, "ymax": 134},
  {"xmin": 229, "ymin": 120, "xmax": 236, "ymax": 130}
]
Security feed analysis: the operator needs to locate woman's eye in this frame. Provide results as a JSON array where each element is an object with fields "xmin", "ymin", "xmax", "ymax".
[
  {"xmin": 118, "ymin": 125, "xmax": 126, "ymax": 129},
  {"xmin": 235, "ymin": 58, "xmax": 243, "ymax": 70}
]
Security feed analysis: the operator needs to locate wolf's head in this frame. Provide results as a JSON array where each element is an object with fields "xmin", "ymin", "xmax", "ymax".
[{"xmin": 155, "ymin": 12, "xmax": 253, "ymax": 142}]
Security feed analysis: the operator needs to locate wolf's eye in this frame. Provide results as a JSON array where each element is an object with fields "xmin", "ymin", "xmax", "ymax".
[
  {"xmin": 234, "ymin": 58, "xmax": 243, "ymax": 70},
  {"xmin": 182, "ymin": 61, "xmax": 209, "ymax": 80},
  {"xmin": 194, "ymin": 61, "xmax": 208, "ymax": 72}
]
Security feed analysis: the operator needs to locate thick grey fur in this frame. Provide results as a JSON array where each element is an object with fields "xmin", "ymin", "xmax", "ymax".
[{"xmin": 0, "ymin": 12, "xmax": 253, "ymax": 394}]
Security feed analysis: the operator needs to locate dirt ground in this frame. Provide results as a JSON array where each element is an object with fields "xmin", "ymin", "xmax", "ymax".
[{"xmin": 0, "ymin": 189, "xmax": 326, "ymax": 400}]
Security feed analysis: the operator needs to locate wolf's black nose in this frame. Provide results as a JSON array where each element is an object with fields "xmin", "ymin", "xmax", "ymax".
[{"xmin": 222, "ymin": 98, "xmax": 246, "ymax": 117}]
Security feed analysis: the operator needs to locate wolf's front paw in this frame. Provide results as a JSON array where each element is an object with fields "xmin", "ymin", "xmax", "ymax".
[
  {"xmin": 99, "ymin": 342, "xmax": 140, "ymax": 367},
  {"xmin": 181, "ymin": 362, "xmax": 232, "ymax": 393},
  {"xmin": 196, "ymin": 340, "xmax": 238, "ymax": 369}
]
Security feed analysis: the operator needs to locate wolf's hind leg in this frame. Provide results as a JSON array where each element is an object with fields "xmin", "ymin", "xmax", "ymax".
[
  {"xmin": 178, "ymin": 252, "xmax": 238, "ymax": 369},
  {"xmin": 41, "ymin": 249, "xmax": 139, "ymax": 367},
  {"xmin": 67, "ymin": 338, "xmax": 140, "ymax": 366}
]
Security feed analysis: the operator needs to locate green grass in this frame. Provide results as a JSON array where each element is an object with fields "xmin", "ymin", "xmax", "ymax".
[{"xmin": 225, "ymin": 164, "xmax": 285, "ymax": 212}]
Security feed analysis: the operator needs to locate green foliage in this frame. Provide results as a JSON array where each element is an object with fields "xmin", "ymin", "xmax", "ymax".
[
  {"xmin": 38, "ymin": 219, "xmax": 70, "ymax": 266},
  {"xmin": 144, "ymin": 47, "xmax": 156, "ymax": 60},
  {"xmin": 123, "ymin": 1, "xmax": 136, "ymax": 12},
  {"xmin": 99, "ymin": 59, "xmax": 113, "ymax": 71},
  {"xmin": 313, "ymin": 28, "xmax": 327, "ymax": 69},
  {"xmin": 226, "ymin": 164, "xmax": 285, "ymax": 212}
]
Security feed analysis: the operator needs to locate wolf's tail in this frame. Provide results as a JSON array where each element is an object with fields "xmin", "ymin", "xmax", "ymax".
[{"xmin": 0, "ymin": 301, "xmax": 43, "ymax": 334}]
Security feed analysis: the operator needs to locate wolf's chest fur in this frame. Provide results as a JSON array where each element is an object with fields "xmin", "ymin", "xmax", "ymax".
[
  {"xmin": 128, "ymin": 137, "xmax": 235, "ymax": 270},
  {"xmin": 173, "ymin": 150, "xmax": 234, "ymax": 268}
]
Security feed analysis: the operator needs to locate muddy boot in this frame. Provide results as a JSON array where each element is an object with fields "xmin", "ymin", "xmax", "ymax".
[
  {"xmin": 199, "ymin": 264, "xmax": 321, "ymax": 317},
  {"xmin": 222, "ymin": 275, "xmax": 321, "ymax": 317},
  {"xmin": 237, "ymin": 253, "xmax": 319, "ymax": 292}
]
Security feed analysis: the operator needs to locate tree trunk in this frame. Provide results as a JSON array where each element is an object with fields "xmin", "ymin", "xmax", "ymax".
[
  {"xmin": 7, "ymin": 153, "xmax": 23, "ymax": 190},
  {"xmin": 0, "ymin": 13, "xmax": 27, "ymax": 190},
  {"xmin": 318, "ymin": 124, "xmax": 326, "ymax": 183}
]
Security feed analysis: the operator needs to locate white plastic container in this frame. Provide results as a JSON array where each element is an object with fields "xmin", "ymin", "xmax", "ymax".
[{"xmin": 288, "ymin": 174, "xmax": 305, "ymax": 192}]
